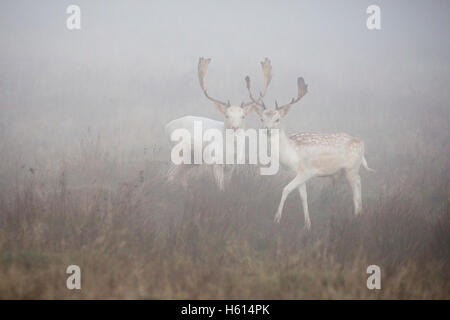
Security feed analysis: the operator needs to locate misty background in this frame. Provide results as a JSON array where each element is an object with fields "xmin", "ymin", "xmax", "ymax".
[
  {"xmin": 0, "ymin": 0, "xmax": 449, "ymax": 188},
  {"xmin": 1, "ymin": 0, "xmax": 449, "ymax": 153},
  {"xmin": 0, "ymin": 0, "xmax": 449, "ymax": 299}
]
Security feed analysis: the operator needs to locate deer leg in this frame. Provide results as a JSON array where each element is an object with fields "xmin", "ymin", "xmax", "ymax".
[
  {"xmin": 346, "ymin": 169, "xmax": 362, "ymax": 216},
  {"xmin": 298, "ymin": 183, "xmax": 311, "ymax": 230},
  {"xmin": 223, "ymin": 164, "xmax": 234, "ymax": 185},
  {"xmin": 274, "ymin": 174, "xmax": 309, "ymax": 223},
  {"xmin": 213, "ymin": 165, "xmax": 225, "ymax": 191}
]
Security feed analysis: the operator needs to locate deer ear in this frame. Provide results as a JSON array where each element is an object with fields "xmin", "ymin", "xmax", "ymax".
[{"xmin": 214, "ymin": 102, "xmax": 227, "ymax": 114}]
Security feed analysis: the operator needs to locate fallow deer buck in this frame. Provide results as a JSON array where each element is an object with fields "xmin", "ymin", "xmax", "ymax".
[
  {"xmin": 245, "ymin": 74, "xmax": 374, "ymax": 230},
  {"xmin": 165, "ymin": 57, "xmax": 272, "ymax": 190}
]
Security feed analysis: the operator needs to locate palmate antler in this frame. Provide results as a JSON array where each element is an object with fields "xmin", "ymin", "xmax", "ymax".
[
  {"xmin": 260, "ymin": 58, "xmax": 273, "ymax": 99},
  {"xmin": 198, "ymin": 57, "xmax": 230, "ymax": 108},
  {"xmin": 244, "ymin": 58, "xmax": 272, "ymax": 109},
  {"xmin": 275, "ymin": 77, "xmax": 308, "ymax": 110},
  {"xmin": 247, "ymin": 71, "xmax": 308, "ymax": 113}
]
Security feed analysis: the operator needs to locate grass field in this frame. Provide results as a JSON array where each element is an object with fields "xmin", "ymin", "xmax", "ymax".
[{"xmin": 0, "ymin": 102, "xmax": 448, "ymax": 299}]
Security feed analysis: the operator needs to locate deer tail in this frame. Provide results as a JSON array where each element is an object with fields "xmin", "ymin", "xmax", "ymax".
[{"xmin": 362, "ymin": 156, "xmax": 375, "ymax": 172}]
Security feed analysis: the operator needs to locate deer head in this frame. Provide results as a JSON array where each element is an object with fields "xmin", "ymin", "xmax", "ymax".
[
  {"xmin": 245, "ymin": 75, "xmax": 308, "ymax": 130},
  {"xmin": 198, "ymin": 57, "xmax": 272, "ymax": 130}
]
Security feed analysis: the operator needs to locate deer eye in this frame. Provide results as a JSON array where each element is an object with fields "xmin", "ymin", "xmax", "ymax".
[
  {"xmin": 260, "ymin": 118, "xmax": 264, "ymax": 122},
  {"xmin": 275, "ymin": 119, "xmax": 280, "ymax": 123}
]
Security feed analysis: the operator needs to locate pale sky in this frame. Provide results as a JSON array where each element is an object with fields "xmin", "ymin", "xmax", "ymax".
[{"xmin": 0, "ymin": 0, "xmax": 448, "ymax": 136}]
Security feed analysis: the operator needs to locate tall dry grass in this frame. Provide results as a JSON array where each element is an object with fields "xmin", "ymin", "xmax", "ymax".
[{"xmin": 0, "ymin": 105, "xmax": 448, "ymax": 299}]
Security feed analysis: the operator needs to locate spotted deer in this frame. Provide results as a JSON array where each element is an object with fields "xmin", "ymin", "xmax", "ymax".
[
  {"xmin": 245, "ymin": 75, "xmax": 374, "ymax": 230},
  {"xmin": 165, "ymin": 57, "xmax": 272, "ymax": 190}
]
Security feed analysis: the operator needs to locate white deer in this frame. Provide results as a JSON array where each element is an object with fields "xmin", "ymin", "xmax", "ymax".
[
  {"xmin": 165, "ymin": 57, "xmax": 272, "ymax": 190},
  {"xmin": 245, "ymin": 74, "xmax": 374, "ymax": 230}
]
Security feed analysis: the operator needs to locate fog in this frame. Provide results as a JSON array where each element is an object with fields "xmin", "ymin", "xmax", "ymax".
[
  {"xmin": 1, "ymin": 0, "xmax": 449, "ymax": 207},
  {"xmin": 1, "ymin": 0, "xmax": 449, "ymax": 152},
  {"xmin": 0, "ymin": 0, "xmax": 449, "ymax": 299}
]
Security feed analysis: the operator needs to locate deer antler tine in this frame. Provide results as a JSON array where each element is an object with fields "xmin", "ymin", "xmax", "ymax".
[
  {"xmin": 241, "ymin": 76, "xmax": 256, "ymax": 108},
  {"xmin": 260, "ymin": 58, "xmax": 272, "ymax": 98},
  {"xmin": 245, "ymin": 76, "xmax": 251, "ymax": 89},
  {"xmin": 245, "ymin": 75, "xmax": 265, "ymax": 109},
  {"xmin": 297, "ymin": 77, "xmax": 308, "ymax": 96}
]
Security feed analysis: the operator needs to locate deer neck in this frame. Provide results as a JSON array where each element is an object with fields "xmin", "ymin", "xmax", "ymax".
[
  {"xmin": 276, "ymin": 127, "xmax": 290, "ymax": 149},
  {"xmin": 275, "ymin": 127, "xmax": 298, "ymax": 168}
]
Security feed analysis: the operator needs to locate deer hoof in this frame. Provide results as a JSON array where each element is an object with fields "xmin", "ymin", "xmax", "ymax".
[{"xmin": 304, "ymin": 221, "xmax": 311, "ymax": 231}]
